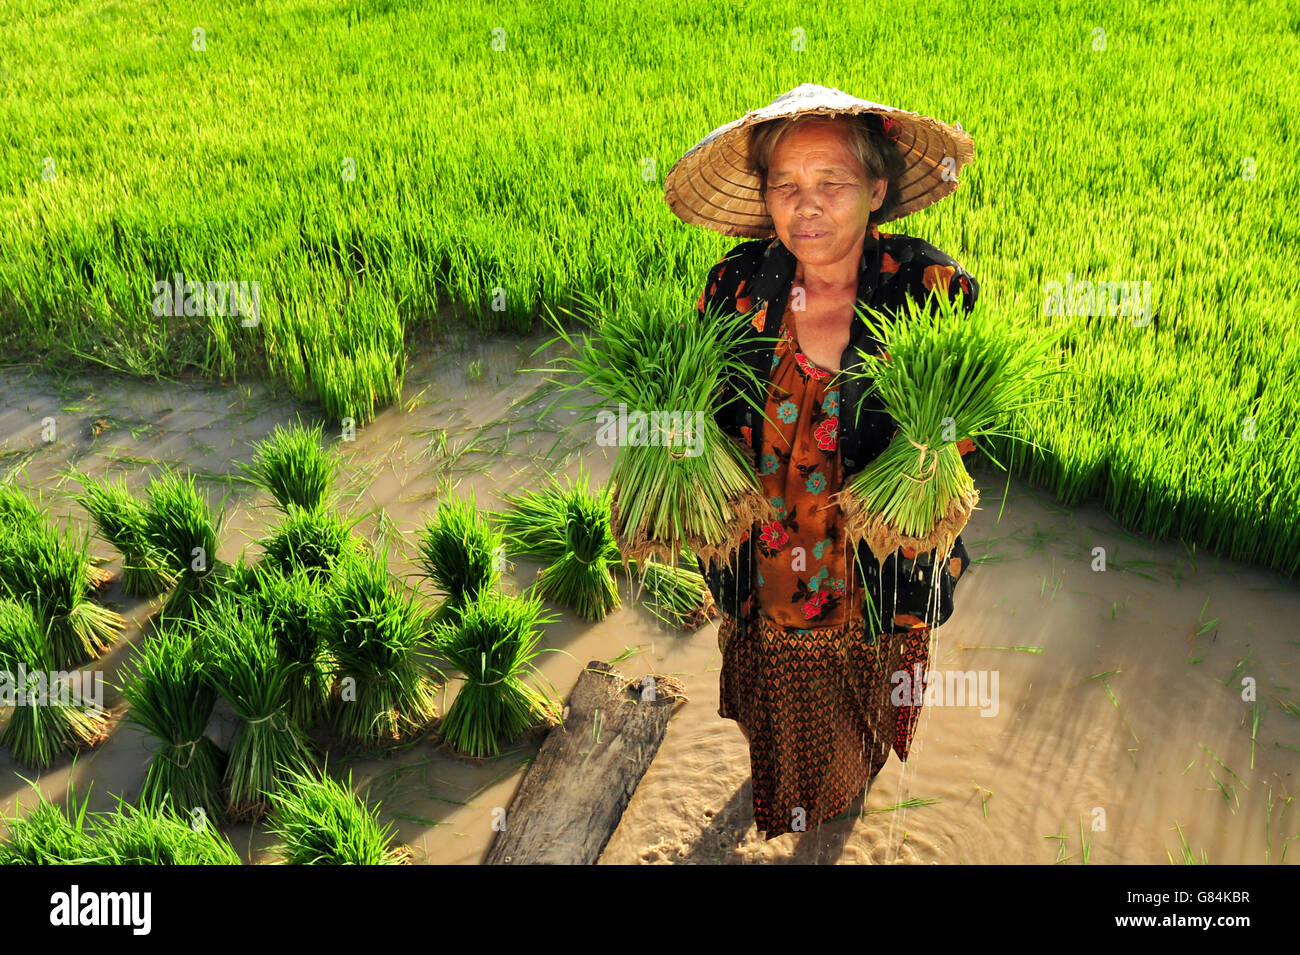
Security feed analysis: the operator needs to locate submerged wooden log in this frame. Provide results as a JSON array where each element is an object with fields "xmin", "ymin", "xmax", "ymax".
[{"xmin": 484, "ymin": 660, "xmax": 687, "ymax": 865}]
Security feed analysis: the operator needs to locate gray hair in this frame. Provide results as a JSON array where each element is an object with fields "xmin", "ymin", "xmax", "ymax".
[{"xmin": 747, "ymin": 113, "xmax": 905, "ymax": 226}]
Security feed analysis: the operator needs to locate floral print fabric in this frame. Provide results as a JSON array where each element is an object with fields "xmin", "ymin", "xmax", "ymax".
[{"xmin": 750, "ymin": 313, "xmax": 859, "ymax": 628}]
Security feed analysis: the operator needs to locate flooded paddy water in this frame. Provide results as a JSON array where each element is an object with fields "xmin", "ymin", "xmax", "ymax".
[{"xmin": 1, "ymin": 326, "xmax": 1296, "ymax": 865}]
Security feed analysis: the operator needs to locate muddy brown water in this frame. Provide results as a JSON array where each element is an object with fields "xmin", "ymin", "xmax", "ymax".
[{"xmin": 1, "ymin": 328, "xmax": 1297, "ymax": 865}]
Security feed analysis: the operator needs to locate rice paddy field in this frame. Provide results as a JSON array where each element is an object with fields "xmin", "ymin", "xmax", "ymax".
[{"xmin": 0, "ymin": 0, "xmax": 1298, "ymax": 867}]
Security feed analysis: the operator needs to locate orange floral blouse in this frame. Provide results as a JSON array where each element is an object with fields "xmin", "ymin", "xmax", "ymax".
[{"xmin": 747, "ymin": 310, "xmax": 860, "ymax": 628}]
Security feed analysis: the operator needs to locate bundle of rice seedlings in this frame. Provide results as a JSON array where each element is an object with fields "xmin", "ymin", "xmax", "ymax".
[
  {"xmin": 0, "ymin": 482, "xmax": 43, "ymax": 529},
  {"xmin": 142, "ymin": 468, "xmax": 226, "ymax": 623},
  {"xmin": 634, "ymin": 554, "xmax": 717, "ymax": 631},
  {"xmin": 542, "ymin": 291, "xmax": 775, "ymax": 564},
  {"xmin": 416, "ymin": 493, "xmax": 501, "ymax": 614},
  {"xmin": 260, "ymin": 503, "xmax": 364, "ymax": 580},
  {"xmin": 0, "ymin": 782, "xmax": 96, "ymax": 864},
  {"xmin": 496, "ymin": 468, "xmax": 622, "ymax": 620},
  {"xmin": 241, "ymin": 562, "xmax": 333, "ymax": 727},
  {"xmin": 0, "ymin": 517, "xmax": 123, "ymax": 669},
  {"xmin": 0, "ymin": 600, "xmax": 107, "ymax": 767},
  {"xmin": 118, "ymin": 621, "xmax": 225, "ymax": 823},
  {"xmin": 533, "ymin": 477, "xmax": 621, "ymax": 621},
  {"xmin": 90, "ymin": 795, "xmax": 241, "ymax": 865},
  {"xmin": 237, "ymin": 421, "xmax": 340, "ymax": 512},
  {"xmin": 496, "ymin": 481, "xmax": 570, "ymax": 562},
  {"xmin": 832, "ymin": 291, "xmax": 1063, "ymax": 563},
  {"xmin": 318, "ymin": 551, "xmax": 441, "ymax": 747},
  {"xmin": 71, "ymin": 471, "xmax": 176, "ymax": 597},
  {"xmin": 433, "ymin": 590, "xmax": 560, "ymax": 758},
  {"xmin": 266, "ymin": 767, "xmax": 410, "ymax": 865},
  {"xmin": 0, "ymin": 484, "xmax": 114, "ymax": 595},
  {"xmin": 198, "ymin": 591, "xmax": 317, "ymax": 820}
]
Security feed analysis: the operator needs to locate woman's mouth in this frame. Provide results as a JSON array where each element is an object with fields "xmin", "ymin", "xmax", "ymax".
[{"xmin": 795, "ymin": 231, "xmax": 825, "ymax": 239}]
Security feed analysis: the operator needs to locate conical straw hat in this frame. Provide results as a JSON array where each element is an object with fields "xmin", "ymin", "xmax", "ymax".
[{"xmin": 664, "ymin": 83, "xmax": 974, "ymax": 238}]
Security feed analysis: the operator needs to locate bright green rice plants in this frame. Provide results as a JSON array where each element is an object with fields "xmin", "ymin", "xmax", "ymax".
[
  {"xmin": 416, "ymin": 493, "xmax": 501, "ymax": 618},
  {"xmin": 0, "ymin": 779, "xmax": 96, "ymax": 864},
  {"xmin": 198, "ymin": 591, "xmax": 317, "ymax": 821},
  {"xmin": 0, "ymin": 599, "xmax": 108, "ymax": 767},
  {"xmin": 142, "ymin": 468, "xmax": 227, "ymax": 624},
  {"xmin": 0, "ymin": 482, "xmax": 44, "ymax": 530},
  {"xmin": 540, "ymin": 290, "xmax": 776, "ymax": 565},
  {"xmin": 529, "ymin": 471, "xmax": 622, "ymax": 621},
  {"xmin": 495, "ymin": 481, "xmax": 570, "ymax": 563},
  {"xmin": 70, "ymin": 471, "xmax": 176, "ymax": 598},
  {"xmin": 266, "ymin": 766, "xmax": 410, "ymax": 865},
  {"xmin": 833, "ymin": 291, "xmax": 1066, "ymax": 564},
  {"xmin": 237, "ymin": 421, "xmax": 341, "ymax": 512},
  {"xmin": 0, "ymin": 516, "xmax": 123, "ymax": 668},
  {"xmin": 260, "ymin": 503, "xmax": 365, "ymax": 580},
  {"xmin": 318, "ymin": 549, "xmax": 442, "ymax": 747},
  {"xmin": 89, "ymin": 795, "xmax": 242, "ymax": 864},
  {"xmin": 432, "ymin": 589, "xmax": 561, "ymax": 758},
  {"xmin": 633, "ymin": 552, "xmax": 717, "ymax": 631},
  {"xmin": 241, "ymin": 562, "xmax": 334, "ymax": 728},
  {"xmin": 118, "ymin": 620, "xmax": 225, "ymax": 823}
]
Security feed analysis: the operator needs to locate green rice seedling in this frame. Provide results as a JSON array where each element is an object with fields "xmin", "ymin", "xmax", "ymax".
[
  {"xmin": 633, "ymin": 555, "xmax": 716, "ymax": 630},
  {"xmin": 142, "ymin": 468, "xmax": 226, "ymax": 624},
  {"xmin": 237, "ymin": 421, "xmax": 340, "ymax": 512},
  {"xmin": 433, "ymin": 590, "xmax": 560, "ymax": 758},
  {"xmin": 834, "ymin": 291, "xmax": 1064, "ymax": 563},
  {"xmin": 241, "ymin": 562, "xmax": 334, "ymax": 728},
  {"xmin": 118, "ymin": 621, "xmax": 225, "ymax": 823},
  {"xmin": 532, "ymin": 481, "xmax": 621, "ymax": 621},
  {"xmin": 90, "ymin": 795, "xmax": 241, "ymax": 865},
  {"xmin": 222, "ymin": 551, "xmax": 263, "ymax": 598},
  {"xmin": 198, "ymin": 591, "xmax": 317, "ymax": 821},
  {"xmin": 0, "ymin": 780, "xmax": 97, "ymax": 864},
  {"xmin": 0, "ymin": 514, "xmax": 123, "ymax": 668},
  {"xmin": 0, "ymin": 482, "xmax": 44, "ymax": 530},
  {"xmin": 266, "ymin": 767, "xmax": 410, "ymax": 865},
  {"xmin": 318, "ymin": 550, "xmax": 441, "ymax": 747},
  {"xmin": 0, "ymin": 598, "xmax": 108, "ymax": 768},
  {"xmin": 496, "ymin": 482, "xmax": 572, "ymax": 562},
  {"xmin": 541, "ymin": 291, "xmax": 775, "ymax": 565},
  {"xmin": 71, "ymin": 471, "xmax": 176, "ymax": 597},
  {"xmin": 416, "ymin": 493, "xmax": 501, "ymax": 614},
  {"xmin": 260, "ymin": 503, "xmax": 364, "ymax": 580}
]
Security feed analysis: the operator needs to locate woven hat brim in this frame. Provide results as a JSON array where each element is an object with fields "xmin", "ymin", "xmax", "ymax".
[{"xmin": 664, "ymin": 85, "xmax": 975, "ymax": 238}]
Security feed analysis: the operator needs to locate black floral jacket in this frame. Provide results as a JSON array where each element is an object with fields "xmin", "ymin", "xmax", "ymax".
[{"xmin": 693, "ymin": 226, "xmax": 980, "ymax": 633}]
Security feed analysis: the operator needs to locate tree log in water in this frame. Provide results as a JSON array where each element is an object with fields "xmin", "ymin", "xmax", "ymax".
[{"xmin": 484, "ymin": 660, "xmax": 687, "ymax": 865}]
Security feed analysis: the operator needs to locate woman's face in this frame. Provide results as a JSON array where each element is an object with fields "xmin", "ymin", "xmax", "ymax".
[{"xmin": 763, "ymin": 121, "xmax": 888, "ymax": 273}]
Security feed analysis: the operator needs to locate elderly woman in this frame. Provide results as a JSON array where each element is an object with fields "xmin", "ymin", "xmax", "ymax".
[{"xmin": 666, "ymin": 85, "xmax": 980, "ymax": 840}]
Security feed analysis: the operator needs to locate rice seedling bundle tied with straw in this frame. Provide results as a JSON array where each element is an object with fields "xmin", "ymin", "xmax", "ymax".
[
  {"xmin": 542, "ymin": 291, "xmax": 775, "ymax": 566},
  {"xmin": 241, "ymin": 562, "xmax": 335, "ymax": 729},
  {"xmin": 267, "ymin": 768, "xmax": 410, "ymax": 865},
  {"xmin": 143, "ymin": 468, "xmax": 226, "ymax": 624},
  {"xmin": 0, "ymin": 599, "xmax": 108, "ymax": 768},
  {"xmin": 433, "ymin": 590, "xmax": 560, "ymax": 758},
  {"xmin": 498, "ymin": 477, "xmax": 714, "ymax": 629},
  {"xmin": 199, "ymin": 592, "xmax": 317, "ymax": 821},
  {"xmin": 499, "ymin": 468, "xmax": 621, "ymax": 621},
  {"xmin": 72, "ymin": 472, "xmax": 176, "ymax": 598},
  {"xmin": 832, "ymin": 291, "xmax": 1063, "ymax": 564},
  {"xmin": 319, "ymin": 550, "xmax": 441, "ymax": 747},
  {"xmin": 118, "ymin": 620, "xmax": 226, "ymax": 823},
  {"xmin": 0, "ymin": 508, "xmax": 123, "ymax": 669},
  {"xmin": 260, "ymin": 503, "xmax": 365, "ymax": 580},
  {"xmin": 237, "ymin": 421, "xmax": 340, "ymax": 513},
  {"xmin": 417, "ymin": 493, "xmax": 502, "ymax": 620}
]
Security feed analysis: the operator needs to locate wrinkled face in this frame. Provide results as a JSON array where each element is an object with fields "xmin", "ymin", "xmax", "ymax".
[{"xmin": 763, "ymin": 121, "xmax": 887, "ymax": 272}]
